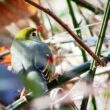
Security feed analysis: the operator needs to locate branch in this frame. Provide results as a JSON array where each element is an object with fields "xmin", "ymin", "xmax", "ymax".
[
  {"xmin": 24, "ymin": 0, "xmax": 105, "ymax": 66},
  {"xmin": 48, "ymin": 54, "xmax": 110, "ymax": 90},
  {"xmin": 6, "ymin": 54, "xmax": 110, "ymax": 110}
]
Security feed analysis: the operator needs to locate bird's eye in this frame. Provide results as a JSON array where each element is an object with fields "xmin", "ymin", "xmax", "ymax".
[{"xmin": 31, "ymin": 32, "xmax": 36, "ymax": 37}]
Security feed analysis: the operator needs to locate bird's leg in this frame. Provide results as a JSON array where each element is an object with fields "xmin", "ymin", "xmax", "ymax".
[{"xmin": 20, "ymin": 88, "xmax": 28, "ymax": 102}]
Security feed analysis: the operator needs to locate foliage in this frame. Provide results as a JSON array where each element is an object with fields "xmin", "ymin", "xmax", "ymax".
[{"xmin": 0, "ymin": 0, "xmax": 110, "ymax": 110}]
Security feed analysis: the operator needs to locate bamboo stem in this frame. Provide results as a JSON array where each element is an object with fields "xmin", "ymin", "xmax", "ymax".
[
  {"xmin": 81, "ymin": 0, "xmax": 110, "ymax": 109},
  {"xmin": 66, "ymin": 0, "xmax": 88, "ymax": 62}
]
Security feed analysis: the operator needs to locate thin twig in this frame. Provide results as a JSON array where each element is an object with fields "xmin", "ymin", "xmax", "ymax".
[
  {"xmin": 46, "ymin": 14, "xmax": 55, "ymax": 36},
  {"xmin": 25, "ymin": 0, "xmax": 105, "ymax": 66},
  {"xmin": 71, "ymin": 0, "xmax": 104, "ymax": 14},
  {"xmin": 39, "ymin": 0, "xmax": 55, "ymax": 36},
  {"xmin": 78, "ymin": 7, "xmax": 94, "ymax": 36}
]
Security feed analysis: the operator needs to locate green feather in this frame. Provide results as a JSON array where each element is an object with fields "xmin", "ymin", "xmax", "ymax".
[{"xmin": 16, "ymin": 27, "xmax": 36, "ymax": 40}]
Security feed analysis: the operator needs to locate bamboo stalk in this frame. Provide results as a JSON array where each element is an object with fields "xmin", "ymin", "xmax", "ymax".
[
  {"xmin": 81, "ymin": 0, "xmax": 110, "ymax": 109},
  {"xmin": 89, "ymin": 0, "xmax": 110, "ymax": 83},
  {"xmin": 66, "ymin": 0, "xmax": 88, "ymax": 62}
]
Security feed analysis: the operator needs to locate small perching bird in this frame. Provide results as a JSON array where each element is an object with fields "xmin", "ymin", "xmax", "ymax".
[{"xmin": 11, "ymin": 27, "xmax": 55, "ymax": 95}]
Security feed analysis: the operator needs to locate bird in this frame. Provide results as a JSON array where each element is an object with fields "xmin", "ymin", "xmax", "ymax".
[{"xmin": 10, "ymin": 27, "xmax": 55, "ymax": 96}]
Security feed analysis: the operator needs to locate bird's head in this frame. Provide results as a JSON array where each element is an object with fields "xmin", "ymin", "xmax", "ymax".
[{"xmin": 15, "ymin": 27, "xmax": 43, "ymax": 41}]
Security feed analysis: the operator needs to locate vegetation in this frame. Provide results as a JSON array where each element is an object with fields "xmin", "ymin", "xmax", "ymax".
[{"xmin": 0, "ymin": 0, "xmax": 110, "ymax": 110}]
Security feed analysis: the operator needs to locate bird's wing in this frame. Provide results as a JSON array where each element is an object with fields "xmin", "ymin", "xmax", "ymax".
[{"xmin": 33, "ymin": 42, "xmax": 55, "ymax": 82}]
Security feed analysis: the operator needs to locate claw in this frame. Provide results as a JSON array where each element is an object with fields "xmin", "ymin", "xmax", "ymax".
[{"xmin": 20, "ymin": 88, "xmax": 28, "ymax": 102}]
